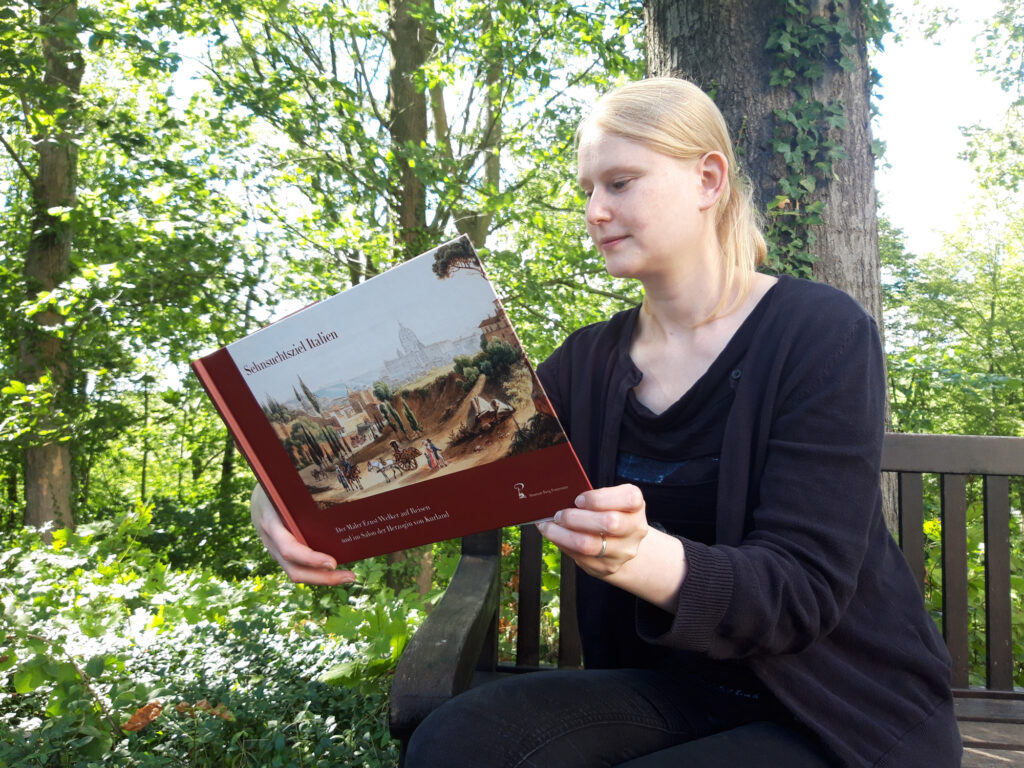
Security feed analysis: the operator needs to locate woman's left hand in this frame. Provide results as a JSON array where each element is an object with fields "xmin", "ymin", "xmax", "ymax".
[
  {"xmin": 537, "ymin": 484, "xmax": 650, "ymax": 578},
  {"xmin": 538, "ymin": 484, "xmax": 687, "ymax": 611}
]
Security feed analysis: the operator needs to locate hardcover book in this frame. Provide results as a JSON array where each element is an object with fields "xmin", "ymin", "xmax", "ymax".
[{"xmin": 192, "ymin": 236, "xmax": 590, "ymax": 563}]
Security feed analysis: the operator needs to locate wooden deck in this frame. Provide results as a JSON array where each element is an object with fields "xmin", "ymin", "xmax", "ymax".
[{"xmin": 959, "ymin": 697, "xmax": 1024, "ymax": 766}]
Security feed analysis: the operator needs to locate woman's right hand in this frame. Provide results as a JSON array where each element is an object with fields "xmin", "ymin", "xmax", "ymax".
[{"xmin": 251, "ymin": 485, "xmax": 356, "ymax": 585}]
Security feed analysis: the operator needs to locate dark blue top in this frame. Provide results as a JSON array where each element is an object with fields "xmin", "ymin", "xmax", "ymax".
[{"xmin": 616, "ymin": 286, "xmax": 772, "ymax": 545}]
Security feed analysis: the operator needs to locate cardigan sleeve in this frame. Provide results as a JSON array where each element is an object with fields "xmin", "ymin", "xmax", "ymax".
[{"xmin": 639, "ymin": 301, "xmax": 888, "ymax": 659}]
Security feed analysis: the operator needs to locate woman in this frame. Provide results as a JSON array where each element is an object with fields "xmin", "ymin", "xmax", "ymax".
[
  {"xmin": 251, "ymin": 78, "xmax": 960, "ymax": 766},
  {"xmin": 422, "ymin": 439, "xmax": 438, "ymax": 470}
]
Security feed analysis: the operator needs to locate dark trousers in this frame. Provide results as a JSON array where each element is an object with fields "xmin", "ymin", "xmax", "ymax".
[{"xmin": 405, "ymin": 668, "xmax": 836, "ymax": 767}]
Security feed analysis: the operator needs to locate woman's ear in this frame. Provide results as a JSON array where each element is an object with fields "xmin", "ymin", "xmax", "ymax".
[{"xmin": 697, "ymin": 151, "xmax": 728, "ymax": 211}]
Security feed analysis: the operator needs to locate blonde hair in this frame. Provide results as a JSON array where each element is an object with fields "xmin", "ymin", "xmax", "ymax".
[{"xmin": 578, "ymin": 77, "xmax": 767, "ymax": 321}]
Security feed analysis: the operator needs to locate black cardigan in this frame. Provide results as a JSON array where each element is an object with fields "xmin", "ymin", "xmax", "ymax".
[{"xmin": 536, "ymin": 276, "xmax": 961, "ymax": 768}]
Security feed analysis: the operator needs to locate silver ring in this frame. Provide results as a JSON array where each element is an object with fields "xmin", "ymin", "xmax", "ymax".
[{"xmin": 597, "ymin": 533, "xmax": 607, "ymax": 558}]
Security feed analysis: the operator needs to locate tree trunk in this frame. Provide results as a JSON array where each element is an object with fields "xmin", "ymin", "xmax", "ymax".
[
  {"xmin": 20, "ymin": 0, "xmax": 84, "ymax": 530},
  {"xmin": 645, "ymin": 0, "xmax": 896, "ymax": 531},
  {"xmin": 644, "ymin": 0, "xmax": 882, "ymax": 325},
  {"xmin": 645, "ymin": 0, "xmax": 787, "ymax": 212},
  {"xmin": 386, "ymin": 0, "xmax": 435, "ymax": 592},
  {"xmin": 388, "ymin": 0, "xmax": 431, "ymax": 259}
]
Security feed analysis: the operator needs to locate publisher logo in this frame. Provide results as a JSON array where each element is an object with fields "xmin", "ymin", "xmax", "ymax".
[{"xmin": 513, "ymin": 483, "xmax": 526, "ymax": 500}]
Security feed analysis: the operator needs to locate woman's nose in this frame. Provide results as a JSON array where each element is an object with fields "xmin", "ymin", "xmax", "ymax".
[{"xmin": 586, "ymin": 191, "xmax": 611, "ymax": 224}]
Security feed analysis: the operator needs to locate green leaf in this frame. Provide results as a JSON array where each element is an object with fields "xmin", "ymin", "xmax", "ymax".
[
  {"xmin": 324, "ymin": 604, "xmax": 367, "ymax": 637},
  {"xmin": 13, "ymin": 664, "xmax": 47, "ymax": 694},
  {"xmin": 84, "ymin": 654, "xmax": 105, "ymax": 678},
  {"xmin": 319, "ymin": 659, "xmax": 361, "ymax": 686}
]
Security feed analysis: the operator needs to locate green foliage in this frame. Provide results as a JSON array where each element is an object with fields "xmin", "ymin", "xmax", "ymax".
[
  {"xmin": 0, "ymin": 507, "xmax": 428, "ymax": 766},
  {"xmin": 883, "ymin": 208, "xmax": 1024, "ymax": 437},
  {"xmin": 961, "ymin": 107, "xmax": 1024, "ymax": 194},
  {"xmin": 1, "ymin": 0, "xmax": 277, "ymax": 527},
  {"xmin": 1, "ymin": 0, "xmax": 646, "ymax": 531},
  {"xmin": 372, "ymin": 381, "xmax": 393, "ymax": 404},
  {"xmin": 496, "ymin": 527, "xmax": 564, "ymax": 664},
  {"xmin": 478, "ymin": 339, "xmax": 520, "ymax": 381},
  {"xmin": 886, "ymin": 0, "xmax": 1024, "ymax": 439},
  {"xmin": 762, "ymin": 0, "xmax": 891, "ymax": 276},
  {"xmin": 509, "ymin": 413, "xmax": 565, "ymax": 457},
  {"xmin": 976, "ymin": 0, "xmax": 1024, "ymax": 105},
  {"xmin": 453, "ymin": 339, "xmax": 522, "ymax": 391},
  {"xmin": 912, "ymin": 475, "xmax": 1024, "ymax": 687},
  {"xmin": 400, "ymin": 399, "xmax": 422, "ymax": 434},
  {"xmin": 960, "ymin": 0, "xmax": 1023, "ymax": 197}
]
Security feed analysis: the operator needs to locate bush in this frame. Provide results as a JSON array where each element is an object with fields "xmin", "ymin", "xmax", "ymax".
[{"xmin": 0, "ymin": 507, "xmax": 420, "ymax": 767}]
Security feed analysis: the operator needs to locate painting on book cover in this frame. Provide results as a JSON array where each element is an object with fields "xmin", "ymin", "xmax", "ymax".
[{"xmin": 225, "ymin": 237, "xmax": 567, "ymax": 509}]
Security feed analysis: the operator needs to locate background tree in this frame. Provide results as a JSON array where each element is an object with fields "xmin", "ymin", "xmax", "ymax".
[
  {"xmin": 401, "ymin": 399, "xmax": 422, "ymax": 434},
  {"xmin": 961, "ymin": 0, "xmax": 1022, "ymax": 200},
  {"xmin": 883, "ymin": 0, "xmax": 1023, "ymax": 439},
  {"xmin": 185, "ymin": 0, "xmax": 643, "ymax": 339},
  {"xmin": 976, "ymin": 0, "xmax": 1023, "ymax": 104},
  {"xmin": 642, "ymin": 0, "xmax": 900, "ymax": 527},
  {"xmin": 299, "ymin": 375, "xmax": 323, "ymax": 417},
  {"xmin": 643, "ymin": 0, "xmax": 888, "ymax": 327},
  {"xmin": 1, "ymin": 1, "xmax": 270, "ymax": 529},
  {"xmin": 373, "ymin": 381, "xmax": 394, "ymax": 404},
  {"xmin": 883, "ymin": 208, "xmax": 1024, "ymax": 436},
  {"xmin": 2, "ymin": 0, "xmax": 86, "ymax": 530}
]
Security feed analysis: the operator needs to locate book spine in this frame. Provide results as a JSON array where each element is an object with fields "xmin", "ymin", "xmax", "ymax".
[{"xmin": 190, "ymin": 352, "xmax": 311, "ymax": 549}]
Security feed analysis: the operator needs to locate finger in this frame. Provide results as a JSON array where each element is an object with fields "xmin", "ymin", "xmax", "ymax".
[
  {"xmin": 574, "ymin": 484, "xmax": 645, "ymax": 513},
  {"xmin": 275, "ymin": 532, "xmax": 339, "ymax": 571},
  {"xmin": 281, "ymin": 563, "xmax": 357, "ymax": 586},
  {"xmin": 537, "ymin": 520, "xmax": 607, "ymax": 559},
  {"xmin": 551, "ymin": 507, "xmax": 614, "ymax": 535},
  {"xmin": 251, "ymin": 485, "xmax": 354, "ymax": 584},
  {"xmin": 271, "ymin": 532, "xmax": 356, "ymax": 585}
]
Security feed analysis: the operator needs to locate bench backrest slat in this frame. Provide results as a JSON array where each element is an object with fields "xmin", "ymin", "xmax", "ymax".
[
  {"xmin": 517, "ymin": 524, "xmax": 543, "ymax": 667},
  {"xmin": 941, "ymin": 474, "xmax": 971, "ymax": 689},
  {"xmin": 897, "ymin": 472, "xmax": 926, "ymax": 594},
  {"xmin": 882, "ymin": 433, "xmax": 1024, "ymax": 475},
  {"xmin": 558, "ymin": 554, "xmax": 582, "ymax": 668},
  {"xmin": 984, "ymin": 475, "xmax": 1014, "ymax": 691}
]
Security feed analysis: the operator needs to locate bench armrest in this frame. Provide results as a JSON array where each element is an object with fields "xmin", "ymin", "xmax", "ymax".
[{"xmin": 389, "ymin": 550, "xmax": 501, "ymax": 742}]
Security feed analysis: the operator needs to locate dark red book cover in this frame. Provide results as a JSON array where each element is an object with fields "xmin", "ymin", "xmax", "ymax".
[{"xmin": 191, "ymin": 236, "xmax": 590, "ymax": 563}]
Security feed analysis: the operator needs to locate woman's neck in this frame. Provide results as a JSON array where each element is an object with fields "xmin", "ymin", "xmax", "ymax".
[
  {"xmin": 629, "ymin": 271, "xmax": 776, "ymax": 414},
  {"xmin": 637, "ymin": 263, "xmax": 735, "ymax": 338}
]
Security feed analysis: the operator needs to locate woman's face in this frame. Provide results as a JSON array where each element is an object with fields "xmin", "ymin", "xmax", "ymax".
[{"xmin": 576, "ymin": 127, "xmax": 715, "ymax": 283}]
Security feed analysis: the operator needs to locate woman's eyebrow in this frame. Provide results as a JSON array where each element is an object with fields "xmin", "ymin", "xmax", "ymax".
[{"xmin": 578, "ymin": 164, "xmax": 644, "ymax": 185}]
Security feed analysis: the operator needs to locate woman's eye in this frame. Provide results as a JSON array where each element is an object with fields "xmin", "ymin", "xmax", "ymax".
[{"xmin": 611, "ymin": 179, "xmax": 630, "ymax": 191}]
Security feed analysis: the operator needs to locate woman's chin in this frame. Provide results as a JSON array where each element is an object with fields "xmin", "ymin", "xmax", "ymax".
[{"xmin": 602, "ymin": 255, "xmax": 643, "ymax": 280}]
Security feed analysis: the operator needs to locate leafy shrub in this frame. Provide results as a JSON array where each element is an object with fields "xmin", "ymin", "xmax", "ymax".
[
  {"xmin": 496, "ymin": 527, "xmax": 563, "ymax": 665},
  {"xmin": 136, "ymin": 494, "xmax": 271, "ymax": 580},
  {"xmin": 0, "ymin": 506, "xmax": 422, "ymax": 767}
]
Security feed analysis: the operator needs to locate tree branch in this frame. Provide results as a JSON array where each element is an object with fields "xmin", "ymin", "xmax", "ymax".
[
  {"xmin": 349, "ymin": 32, "xmax": 387, "ymax": 128},
  {"xmin": 505, "ymin": 277, "xmax": 639, "ymax": 306},
  {"xmin": 0, "ymin": 133, "xmax": 36, "ymax": 186}
]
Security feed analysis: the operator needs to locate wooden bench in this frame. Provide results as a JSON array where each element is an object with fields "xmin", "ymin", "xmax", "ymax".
[{"xmin": 390, "ymin": 433, "xmax": 1024, "ymax": 766}]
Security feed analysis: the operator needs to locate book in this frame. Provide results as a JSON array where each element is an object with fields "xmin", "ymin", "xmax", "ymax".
[{"xmin": 192, "ymin": 235, "xmax": 590, "ymax": 563}]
